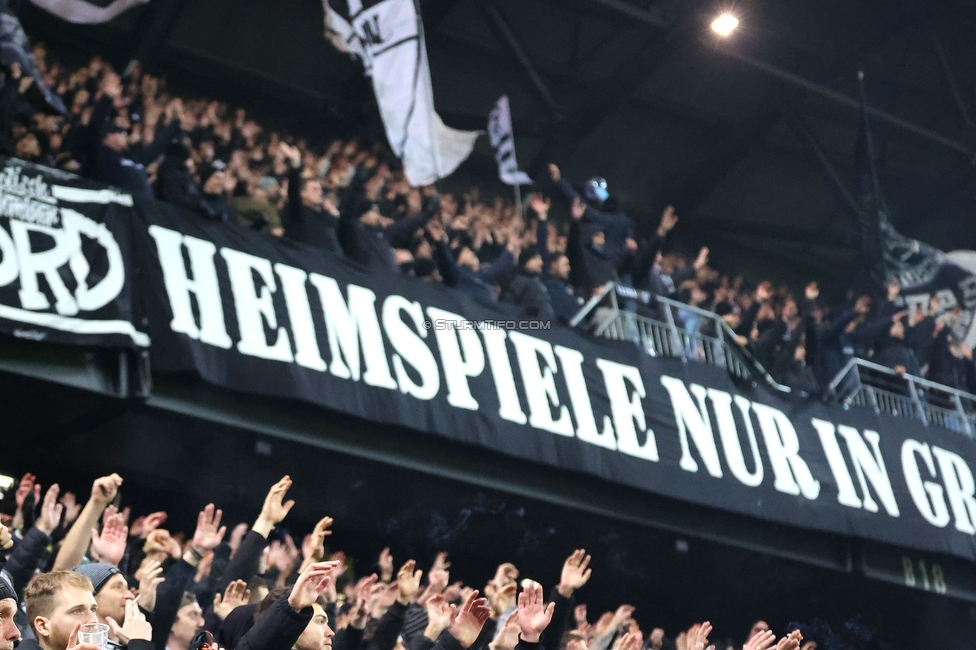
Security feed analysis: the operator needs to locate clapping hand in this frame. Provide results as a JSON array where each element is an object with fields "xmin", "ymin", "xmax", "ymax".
[
  {"xmin": 448, "ymin": 590, "xmax": 491, "ymax": 649},
  {"xmin": 744, "ymin": 629, "xmax": 776, "ymax": 650},
  {"xmin": 91, "ymin": 509, "xmax": 128, "ymax": 566},
  {"xmin": 657, "ymin": 206, "xmax": 678, "ymax": 236},
  {"xmin": 288, "ymin": 561, "xmax": 341, "ymax": 612},
  {"xmin": 557, "ymin": 549, "xmax": 592, "ymax": 598},
  {"xmin": 516, "ymin": 582, "xmax": 555, "ymax": 643},
  {"xmin": 191, "ymin": 504, "xmax": 226, "ymax": 554},
  {"xmin": 396, "ymin": 559, "xmax": 423, "ymax": 605},
  {"xmin": 135, "ymin": 559, "xmax": 165, "ymax": 612},
  {"xmin": 489, "ymin": 611, "xmax": 521, "ymax": 650},
  {"xmin": 35, "ymin": 484, "xmax": 64, "ymax": 536},
  {"xmin": 254, "ymin": 476, "xmax": 295, "ymax": 537},
  {"xmin": 213, "ymin": 580, "xmax": 251, "ymax": 621}
]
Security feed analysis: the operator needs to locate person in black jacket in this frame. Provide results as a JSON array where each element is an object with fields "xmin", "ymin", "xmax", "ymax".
[
  {"xmin": 502, "ymin": 214, "xmax": 554, "ymax": 323},
  {"xmin": 210, "ymin": 476, "xmax": 297, "ymax": 648},
  {"xmin": 199, "ymin": 166, "xmax": 237, "ymax": 223},
  {"xmin": 630, "ymin": 206, "xmax": 678, "ymax": 295},
  {"xmin": 88, "ymin": 74, "xmax": 178, "ymax": 198},
  {"xmin": 235, "ymin": 560, "xmax": 340, "ymax": 650},
  {"xmin": 874, "ymin": 317, "xmax": 921, "ymax": 377},
  {"xmin": 428, "ymin": 220, "xmax": 517, "ymax": 303},
  {"xmin": 155, "ymin": 142, "xmax": 208, "ymax": 214},
  {"xmin": 548, "ymin": 164, "xmax": 634, "ymax": 267},
  {"xmin": 528, "ymin": 194, "xmax": 581, "ymax": 325},
  {"xmin": 280, "ymin": 144, "xmax": 342, "ymax": 255},
  {"xmin": 566, "ymin": 199, "xmax": 616, "ymax": 297},
  {"xmin": 339, "ymin": 191, "xmax": 437, "ymax": 273}
]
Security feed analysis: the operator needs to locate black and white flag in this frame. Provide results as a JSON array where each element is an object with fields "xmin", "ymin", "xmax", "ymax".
[
  {"xmin": 488, "ymin": 95, "xmax": 531, "ymax": 186},
  {"xmin": 0, "ymin": 158, "xmax": 146, "ymax": 347},
  {"xmin": 27, "ymin": 0, "xmax": 148, "ymax": 24},
  {"xmin": 855, "ymin": 75, "xmax": 976, "ymax": 347},
  {"xmin": 323, "ymin": 0, "xmax": 479, "ymax": 186}
]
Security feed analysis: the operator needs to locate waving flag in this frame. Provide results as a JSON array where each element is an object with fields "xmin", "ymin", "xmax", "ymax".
[
  {"xmin": 855, "ymin": 71, "xmax": 976, "ymax": 346},
  {"xmin": 488, "ymin": 95, "xmax": 531, "ymax": 186},
  {"xmin": 27, "ymin": 0, "xmax": 149, "ymax": 23},
  {"xmin": 324, "ymin": 0, "xmax": 479, "ymax": 186}
]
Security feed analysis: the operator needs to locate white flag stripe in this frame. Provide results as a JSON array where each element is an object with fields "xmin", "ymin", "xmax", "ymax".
[
  {"xmin": 324, "ymin": 0, "xmax": 479, "ymax": 185},
  {"xmin": 51, "ymin": 186, "xmax": 134, "ymax": 206},
  {"xmin": 28, "ymin": 0, "xmax": 149, "ymax": 24},
  {"xmin": 0, "ymin": 304, "xmax": 149, "ymax": 347}
]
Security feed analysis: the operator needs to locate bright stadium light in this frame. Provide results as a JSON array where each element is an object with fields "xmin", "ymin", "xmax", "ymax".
[{"xmin": 711, "ymin": 13, "xmax": 739, "ymax": 36}]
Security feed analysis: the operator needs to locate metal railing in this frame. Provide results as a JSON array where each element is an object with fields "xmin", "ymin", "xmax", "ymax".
[
  {"xmin": 570, "ymin": 283, "xmax": 788, "ymax": 391},
  {"xmin": 828, "ymin": 357, "xmax": 976, "ymax": 436}
]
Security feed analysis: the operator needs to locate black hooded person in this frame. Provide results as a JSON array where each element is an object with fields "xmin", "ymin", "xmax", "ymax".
[{"xmin": 548, "ymin": 163, "xmax": 636, "ymax": 269}]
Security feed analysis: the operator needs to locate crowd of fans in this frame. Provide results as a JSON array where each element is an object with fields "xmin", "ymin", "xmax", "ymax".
[
  {"xmin": 0, "ymin": 472, "xmax": 813, "ymax": 650},
  {"xmin": 2, "ymin": 42, "xmax": 974, "ymax": 400}
]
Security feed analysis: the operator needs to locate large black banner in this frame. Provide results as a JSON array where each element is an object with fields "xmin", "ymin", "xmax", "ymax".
[
  {"xmin": 3, "ymin": 160, "xmax": 975, "ymax": 561},
  {"xmin": 128, "ymin": 196, "xmax": 976, "ymax": 563},
  {"xmin": 0, "ymin": 159, "xmax": 146, "ymax": 347}
]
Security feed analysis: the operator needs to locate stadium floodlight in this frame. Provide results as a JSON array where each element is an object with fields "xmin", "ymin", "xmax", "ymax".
[{"xmin": 710, "ymin": 13, "xmax": 739, "ymax": 36}]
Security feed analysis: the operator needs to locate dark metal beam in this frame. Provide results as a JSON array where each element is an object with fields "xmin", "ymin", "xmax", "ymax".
[
  {"xmin": 714, "ymin": 45, "xmax": 975, "ymax": 159},
  {"xmin": 474, "ymin": 0, "xmax": 561, "ymax": 113},
  {"xmin": 930, "ymin": 30, "xmax": 973, "ymax": 129},
  {"xmin": 579, "ymin": 0, "xmax": 671, "ymax": 28},
  {"xmin": 782, "ymin": 108, "xmax": 863, "ymax": 226},
  {"xmin": 657, "ymin": 107, "xmax": 782, "ymax": 217},
  {"xmin": 526, "ymin": 32, "xmax": 671, "ymax": 173}
]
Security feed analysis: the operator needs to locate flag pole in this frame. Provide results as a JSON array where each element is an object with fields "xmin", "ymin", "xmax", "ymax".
[{"xmin": 514, "ymin": 183, "xmax": 523, "ymax": 217}]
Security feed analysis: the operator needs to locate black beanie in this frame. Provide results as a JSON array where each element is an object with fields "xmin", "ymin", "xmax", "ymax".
[{"xmin": 0, "ymin": 576, "xmax": 16, "ymax": 605}]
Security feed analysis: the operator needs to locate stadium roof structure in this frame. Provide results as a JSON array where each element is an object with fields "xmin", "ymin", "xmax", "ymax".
[{"xmin": 21, "ymin": 0, "xmax": 976, "ymax": 285}]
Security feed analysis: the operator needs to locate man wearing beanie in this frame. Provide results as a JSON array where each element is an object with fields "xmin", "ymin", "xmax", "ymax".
[
  {"xmin": 70, "ymin": 564, "xmax": 139, "ymax": 650},
  {"xmin": 0, "ymin": 576, "xmax": 21, "ymax": 650}
]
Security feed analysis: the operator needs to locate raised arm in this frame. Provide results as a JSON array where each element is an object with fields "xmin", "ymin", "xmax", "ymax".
[
  {"xmin": 529, "ymin": 194, "xmax": 552, "ymax": 274},
  {"xmin": 216, "ymin": 476, "xmax": 295, "ymax": 595},
  {"xmin": 386, "ymin": 197, "xmax": 438, "ymax": 244},
  {"xmin": 366, "ymin": 560, "xmax": 423, "ymax": 650},
  {"xmin": 236, "ymin": 561, "xmax": 340, "ymax": 650},
  {"xmin": 53, "ymin": 473, "xmax": 123, "ymax": 571},
  {"xmin": 280, "ymin": 144, "xmax": 305, "ymax": 233},
  {"xmin": 516, "ymin": 583, "xmax": 554, "ymax": 650},
  {"xmin": 133, "ymin": 99, "xmax": 184, "ymax": 165},
  {"xmin": 4, "ymin": 484, "xmax": 63, "ymax": 596},
  {"xmin": 541, "ymin": 550, "xmax": 591, "ymax": 650},
  {"xmin": 152, "ymin": 504, "xmax": 226, "ymax": 650}
]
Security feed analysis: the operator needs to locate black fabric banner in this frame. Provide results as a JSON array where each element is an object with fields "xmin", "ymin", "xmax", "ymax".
[
  {"xmin": 0, "ymin": 159, "xmax": 146, "ymax": 347},
  {"xmin": 128, "ymin": 197, "xmax": 976, "ymax": 563},
  {"xmin": 5, "ymin": 159, "xmax": 976, "ymax": 561}
]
